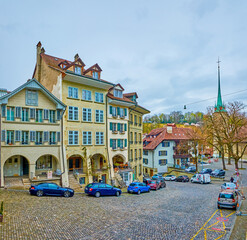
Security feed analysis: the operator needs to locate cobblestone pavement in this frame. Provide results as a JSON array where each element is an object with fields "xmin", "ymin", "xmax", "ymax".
[{"xmin": 0, "ymin": 162, "xmax": 245, "ymax": 240}]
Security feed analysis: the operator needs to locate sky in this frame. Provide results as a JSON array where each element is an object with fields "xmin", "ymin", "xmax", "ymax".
[{"xmin": 0, "ymin": 0, "xmax": 247, "ymax": 116}]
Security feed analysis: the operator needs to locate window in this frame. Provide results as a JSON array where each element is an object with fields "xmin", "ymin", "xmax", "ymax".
[
  {"xmin": 68, "ymin": 131, "xmax": 79, "ymax": 145},
  {"xmin": 44, "ymin": 132, "xmax": 49, "ymax": 142},
  {"xmin": 130, "ymin": 132, "xmax": 133, "ymax": 141},
  {"xmin": 109, "ymin": 106, "xmax": 117, "ymax": 117},
  {"xmin": 44, "ymin": 109, "xmax": 49, "ymax": 120},
  {"xmin": 26, "ymin": 90, "xmax": 38, "ymax": 106},
  {"xmin": 143, "ymin": 150, "xmax": 148, "ymax": 155},
  {"xmin": 83, "ymin": 131, "xmax": 92, "ymax": 145},
  {"xmin": 134, "ymin": 115, "xmax": 137, "ymax": 124},
  {"xmin": 82, "ymin": 90, "xmax": 92, "ymax": 101},
  {"xmin": 139, "ymin": 164, "xmax": 142, "ymax": 175},
  {"xmin": 139, "ymin": 149, "xmax": 142, "ymax": 158},
  {"xmin": 36, "ymin": 131, "xmax": 43, "ymax": 145},
  {"xmin": 82, "ymin": 108, "xmax": 92, "ymax": 122},
  {"xmin": 130, "ymin": 149, "xmax": 133, "ymax": 160},
  {"xmin": 96, "ymin": 132, "xmax": 104, "ymax": 145},
  {"xmin": 30, "ymin": 108, "xmax": 35, "ymax": 119},
  {"xmin": 7, "ymin": 107, "xmax": 15, "ymax": 121},
  {"xmin": 74, "ymin": 66, "xmax": 81, "ymax": 75},
  {"xmin": 159, "ymin": 151, "xmax": 167, "ymax": 156},
  {"xmin": 159, "ymin": 159, "xmax": 167, "ymax": 166},
  {"xmin": 15, "ymin": 107, "xmax": 21, "ymax": 118},
  {"xmin": 143, "ymin": 158, "xmax": 148, "ymax": 164},
  {"xmin": 68, "ymin": 106, "xmax": 79, "ymax": 121},
  {"xmin": 35, "ymin": 109, "xmax": 43, "ymax": 123},
  {"xmin": 57, "ymin": 132, "xmax": 61, "ymax": 142},
  {"xmin": 15, "ymin": 130, "xmax": 21, "ymax": 142},
  {"xmin": 110, "ymin": 122, "xmax": 117, "ymax": 132},
  {"xmin": 95, "ymin": 92, "xmax": 103, "ymax": 103},
  {"xmin": 49, "ymin": 132, "xmax": 56, "ymax": 145},
  {"xmin": 30, "ymin": 131, "xmax": 36, "ymax": 142},
  {"xmin": 7, "ymin": 131, "xmax": 14, "ymax": 144},
  {"xmin": 130, "ymin": 114, "xmax": 133, "ymax": 122},
  {"xmin": 118, "ymin": 139, "xmax": 124, "ymax": 149},
  {"xmin": 139, "ymin": 116, "xmax": 142, "ymax": 124},
  {"xmin": 114, "ymin": 89, "xmax": 123, "ymax": 98},
  {"xmin": 22, "ymin": 131, "xmax": 29, "ymax": 145},
  {"xmin": 49, "ymin": 110, "xmax": 56, "ymax": 123},
  {"xmin": 22, "ymin": 108, "xmax": 29, "ymax": 122},
  {"xmin": 135, "ymin": 149, "xmax": 137, "ymax": 159},
  {"xmin": 95, "ymin": 110, "xmax": 104, "ymax": 123},
  {"xmin": 68, "ymin": 87, "xmax": 78, "ymax": 99},
  {"xmin": 119, "ymin": 108, "xmax": 124, "ymax": 118},
  {"xmin": 162, "ymin": 142, "xmax": 170, "ymax": 147},
  {"xmin": 36, "ymin": 155, "xmax": 52, "ymax": 169},
  {"xmin": 110, "ymin": 139, "xmax": 117, "ymax": 150},
  {"xmin": 57, "ymin": 110, "xmax": 61, "ymax": 120},
  {"xmin": 92, "ymin": 71, "xmax": 98, "ymax": 79}
]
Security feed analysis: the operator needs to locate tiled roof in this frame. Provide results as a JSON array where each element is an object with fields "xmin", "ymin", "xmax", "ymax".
[
  {"xmin": 123, "ymin": 92, "xmax": 138, "ymax": 98},
  {"xmin": 83, "ymin": 63, "xmax": 102, "ymax": 74},
  {"xmin": 107, "ymin": 92, "xmax": 135, "ymax": 103},
  {"xmin": 143, "ymin": 125, "xmax": 193, "ymax": 150}
]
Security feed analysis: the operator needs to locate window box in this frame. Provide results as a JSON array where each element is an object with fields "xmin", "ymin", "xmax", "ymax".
[
  {"xmin": 120, "ymin": 115, "xmax": 125, "ymax": 119},
  {"xmin": 112, "ymin": 130, "xmax": 118, "ymax": 134},
  {"xmin": 120, "ymin": 147, "xmax": 125, "ymax": 151},
  {"xmin": 120, "ymin": 131, "xmax": 125, "ymax": 134}
]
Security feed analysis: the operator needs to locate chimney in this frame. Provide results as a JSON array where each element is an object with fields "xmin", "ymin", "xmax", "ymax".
[
  {"xmin": 41, "ymin": 47, "xmax": 45, "ymax": 54},
  {"xmin": 0, "ymin": 88, "xmax": 8, "ymax": 97},
  {"xmin": 167, "ymin": 126, "xmax": 172, "ymax": 134},
  {"xmin": 36, "ymin": 41, "xmax": 42, "ymax": 82},
  {"xmin": 74, "ymin": 53, "xmax": 79, "ymax": 61}
]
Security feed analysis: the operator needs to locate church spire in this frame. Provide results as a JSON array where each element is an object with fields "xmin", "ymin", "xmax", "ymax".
[{"xmin": 215, "ymin": 57, "xmax": 226, "ymax": 112}]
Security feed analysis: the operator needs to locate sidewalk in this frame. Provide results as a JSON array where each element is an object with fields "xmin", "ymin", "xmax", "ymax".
[{"xmin": 229, "ymin": 187, "xmax": 247, "ymax": 240}]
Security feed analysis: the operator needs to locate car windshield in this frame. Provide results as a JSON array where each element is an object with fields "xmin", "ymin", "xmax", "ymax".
[
  {"xmin": 87, "ymin": 184, "xmax": 93, "ymax": 188},
  {"xmin": 220, "ymin": 193, "xmax": 234, "ymax": 199},
  {"xmin": 214, "ymin": 169, "xmax": 220, "ymax": 172}
]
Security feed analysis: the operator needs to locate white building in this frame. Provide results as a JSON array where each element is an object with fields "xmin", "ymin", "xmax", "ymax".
[{"xmin": 143, "ymin": 124, "xmax": 192, "ymax": 176}]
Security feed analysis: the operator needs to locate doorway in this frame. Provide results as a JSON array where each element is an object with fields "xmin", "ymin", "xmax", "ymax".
[{"xmin": 68, "ymin": 157, "xmax": 82, "ymax": 171}]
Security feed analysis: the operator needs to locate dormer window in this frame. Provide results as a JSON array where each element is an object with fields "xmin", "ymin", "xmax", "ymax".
[
  {"xmin": 92, "ymin": 71, "xmax": 99, "ymax": 79},
  {"xmin": 114, "ymin": 89, "xmax": 123, "ymax": 98},
  {"xmin": 75, "ymin": 66, "xmax": 81, "ymax": 75}
]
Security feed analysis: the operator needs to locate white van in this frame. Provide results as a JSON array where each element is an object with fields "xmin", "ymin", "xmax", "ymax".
[{"xmin": 191, "ymin": 174, "xmax": 211, "ymax": 184}]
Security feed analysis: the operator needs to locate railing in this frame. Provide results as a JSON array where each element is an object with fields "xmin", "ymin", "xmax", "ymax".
[{"xmin": 73, "ymin": 168, "xmax": 86, "ymax": 175}]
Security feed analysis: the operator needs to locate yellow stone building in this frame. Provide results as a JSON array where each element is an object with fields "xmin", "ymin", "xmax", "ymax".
[
  {"xmin": 124, "ymin": 93, "xmax": 150, "ymax": 181},
  {"xmin": 33, "ymin": 42, "xmax": 115, "ymax": 186},
  {"xmin": 0, "ymin": 79, "xmax": 67, "ymax": 187}
]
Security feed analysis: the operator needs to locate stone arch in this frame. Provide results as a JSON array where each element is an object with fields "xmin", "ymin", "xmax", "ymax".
[
  {"xmin": 67, "ymin": 154, "xmax": 86, "ymax": 173},
  {"xmin": 3, "ymin": 155, "xmax": 30, "ymax": 177},
  {"xmin": 112, "ymin": 154, "xmax": 126, "ymax": 167}
]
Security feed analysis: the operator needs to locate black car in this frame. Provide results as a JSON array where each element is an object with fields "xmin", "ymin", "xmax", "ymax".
[
  {"xmin": 29, "ymin": 183, "xmax": 74, "ymax": 197},
  {"xmin": 175, "ymin": 176, "xmax": 190, "ymax": 182},
  {"xmin": 199, "ymin": 168, "xmax": 212, "ymax": 174},
  {"xmin": 211, "ymin": 169, "xmax": 225, "ymax": 177}
]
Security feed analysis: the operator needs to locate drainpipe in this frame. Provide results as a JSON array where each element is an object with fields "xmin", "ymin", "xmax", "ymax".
[
  {"xmin": 105, "ymin": 95, "xmax": 112, "ymax": 184},
  {"xmin": 60, "ymin": 110, "xmax": 66, "ymax": 186}
]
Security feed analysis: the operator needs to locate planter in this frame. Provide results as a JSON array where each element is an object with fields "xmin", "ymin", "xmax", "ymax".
[{"xmin": 0, "ymin": 214, "xmax": 3, "ymax": 222}]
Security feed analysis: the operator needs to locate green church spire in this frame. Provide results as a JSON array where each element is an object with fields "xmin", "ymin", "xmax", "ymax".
[{"xmin": 215, "ymin": 58, "xmax": 226, "ymax": 112}]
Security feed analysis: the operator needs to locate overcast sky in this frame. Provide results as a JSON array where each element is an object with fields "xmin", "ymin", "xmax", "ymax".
[{"xmin": 0, "ymin": 0, "xmax": 247, "ymax": 115}]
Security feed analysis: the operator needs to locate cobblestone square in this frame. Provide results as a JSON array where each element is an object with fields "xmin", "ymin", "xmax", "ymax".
[{"xmin": 0, "ymin": 179, "xmax": 237, "ymax": 240}]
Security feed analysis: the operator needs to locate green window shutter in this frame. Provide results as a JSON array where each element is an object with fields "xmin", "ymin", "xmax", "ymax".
[
  {"xmin": 117, "ymin": 107, "xmax": 120, "ymax": 115},
  {"xmin": 110, "ymin": 139, "xmax": 113, "ymax": 147},
  {"xmin": 117, "ymin": 139, "xmax": 120, "ymax": 147},
  {"xmin": 124, "ymin": 108, "xmax": 127, "ymax": 116},
  {"xmin": 124, "ymin": 123, "xmax": 127, "ymax": 131},
  {"xmin": 110, "ymin": 122, "xmax": 113, "ymax": 130},
  {"xmin": 125, "ymin": 139, "xmax": 127, "ymax": 147},
  {"xmin": 117, "ymin": 123, "xmax": 120, "ymax": 131},
  {"xmin": 110, "ymin": 106, "xmax": 112, "ymax": 114},
  {"xmin": 2, "ymin": 105, "xmax": 6, "ymax": 117}
]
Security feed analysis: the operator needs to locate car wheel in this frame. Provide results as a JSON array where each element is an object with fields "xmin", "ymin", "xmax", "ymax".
[
  {"xmin": 137, "ymin": 190, "xmax": 141, "ymax": 195},
  {"xmin": 116, "ymin": 191, "xmax": 120, "ymax": 197},
  {"xmin": 36, "ymin": 190, "xmax": 43, "ymax": 197},
  {"xmin": 217, "ymin": 205, "xmax": 221, "ymax": 209},
  {"xmin": 95, "ymin": 192, "xmax": 100, "ymax": 198},
  {"xmin": 64, "ymin": 191, "xmax": 70, "ymax": 197}
]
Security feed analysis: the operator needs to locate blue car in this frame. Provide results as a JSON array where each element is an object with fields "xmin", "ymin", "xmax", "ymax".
[
  {"xmin": 127, "ymin": 182, "xmax": 150, "ymax": 195},
  {"xmin": 29, "ymin": 182, "xmax": 74, "ymax": 197},
  {"xmin": 85, "ymin": 183, "xmax": 121, "ymax": 197}
]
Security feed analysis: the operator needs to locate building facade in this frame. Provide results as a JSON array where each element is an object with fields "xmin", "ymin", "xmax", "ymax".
[
  {"xmin": 125, "ymin": 93, "xmax": 150, "ymax": 182},
  {"xmin": 0, "ymin": 79, "xmax": 67, "ymax": 187},
  {"xmin": 143, "ymin": 124, "xmax": 192, "ymax": 176}
]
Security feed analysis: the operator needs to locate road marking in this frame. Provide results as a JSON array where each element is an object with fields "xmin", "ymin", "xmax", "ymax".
[
  {"xmin": 226, "ymin": 211, "xmax": 235, "ymax": 218},
  {"xmin": 204, "ymin": 230, "xmax": 207, "ymax": 240},
  {"xmin": 220, "ymin": 210, "xmax": 226, "ymax": 229},
  {"xmin": 206, "ymin": 221, "xmax": 220, "ymax": 229},
  {"xmin": 191, "ymin": 209, "xmax": 218, "ymax": 240},
  {"xmin": 215, "ymin": 232, "xmax": 226, "ymax": 240}
]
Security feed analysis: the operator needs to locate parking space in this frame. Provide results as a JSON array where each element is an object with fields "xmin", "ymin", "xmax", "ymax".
[{"xmin": 0, "ymin": 179, "xmax": 237, "ymax": 240}]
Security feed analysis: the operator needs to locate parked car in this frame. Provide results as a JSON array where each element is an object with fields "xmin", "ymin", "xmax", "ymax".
[
  {"xmin": 175, "ymin": 176, "xmax": 190, "ymax": 182},
  {"xmin": 143, "ymin": 177, "xmax": 151, "ymax": 184},
  {"xmin": 164, "ymin": 175, "xmax": 176, "ymax": 181},
  {"xmin": 221, "ymin": 182, "xmax": 237, "ymax": 191},
  {"xmin": 211, "ymin": 169, "xmax": 225, "ymax": 177},
  {"xmin": 85, "ymin": 183, "xmax": 121, "ymax": 197},
  {"xmin": 127, "ymin": 182, "xmax": 150, "ymax": 195},
  {"xmin": 151, "ymin": 176, "xmax": 166, "ymax": 188},
  {"xmin": 29, "ymin": 183, "xmax": 74, "ymax": 197},
  {"xmin": 153, "ymin": 173, "xmax": 164, "ymax": 177},
  {"xmin": 185, "ymin": 166, "xmax": 196, "ymax": 173},
  {"xmin": 146, "ymin": 180, "xmax": 160, "ymax": 190},
  {"xmin": 217, "ymin": 190, "xmax": 238, "ymax": 209},
  {"xmin": 191, "ymin": 174, "xmax": 211, "ymax": 184},
  {"xmin": 199, "ymin": 168, "xmax": 212, "ymax": 174}
]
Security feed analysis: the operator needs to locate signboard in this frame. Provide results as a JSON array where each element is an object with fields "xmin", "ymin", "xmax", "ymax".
[{"xmin": 47, "ymin": 171, "xmax": 52, "ymax": 179}]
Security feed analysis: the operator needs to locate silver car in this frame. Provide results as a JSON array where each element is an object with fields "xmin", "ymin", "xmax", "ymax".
[
  {"xmin": 221, "ymin": 182, "xmax": 237, "ymax": 191},
  {"xmin": 217, "ymin": 191, "xmax": 238, "ymax": 209},
  {"xmin": 164, "ymin": 175, "xmax": 176, "ymax": 181}
]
